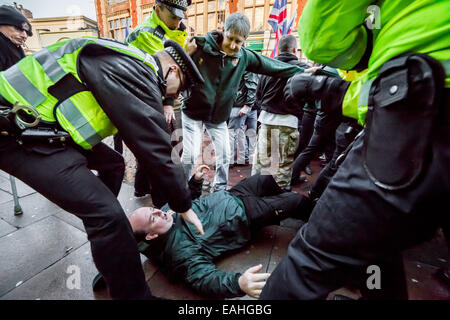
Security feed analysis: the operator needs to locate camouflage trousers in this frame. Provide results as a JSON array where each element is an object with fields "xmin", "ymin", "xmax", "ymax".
[{"xmin": 252, "ymin": 124, "xmax": 299, "ymax": 188}]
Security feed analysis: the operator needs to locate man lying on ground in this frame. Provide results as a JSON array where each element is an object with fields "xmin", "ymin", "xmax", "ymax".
[{"xmin": 94, "ymin": 167, "xmax": 314, "ymax": 298}]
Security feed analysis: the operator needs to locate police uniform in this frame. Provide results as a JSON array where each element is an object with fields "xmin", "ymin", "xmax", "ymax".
[
  {"xmin": 126, "ymin": 0, "xmax": 190, "ymax": 200},
  {"xmin": 0, "ymin": 38, "xmax": 203, "ymax": 299},
  {"xmin": 261, "ymin": 0, "xmax": 450, "ymax": 299}
]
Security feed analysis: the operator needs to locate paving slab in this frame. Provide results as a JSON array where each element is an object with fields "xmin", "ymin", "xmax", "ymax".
[
  {"xmin": 280, "ymin": 217, "xmax": 304, "ymax": 231},
  {"xmin": 53, "ymin": 183, "xmax": 154, "ymax": 233},
  {"xmin": 0, "ymin": 216, "xmax": 87, "ymax": 297},
  {"xmin": 1, "ymin": 242, "xmax": 108, "ymax": 300},
  {"xmin": 0, "ymin": 218, "xmax": 16, "ymax": 238},
  {"xmin": 404, "ymin": 260, "xmax": 450, "ymax": 300},
  {"xmin": 0, "ymin": 193, "xmax": 61, "ymax": 228},
  {"xmin": 266, "ymin": 226, "xmax": 297, "ymax": 274},
  {"xmin": 0, "ymin": 189, "xmax": 13, "ymax": 205},
  {"xmin": 402, "ymin": 229, "xmax": 450, "ymax": 269},
  {"xmin": 0, "ymin": 174, "xmax": 36, "ymax": 198},
  {"xmin": 147, "ymin": 269, "xmax": 207, "ymax": 300}
]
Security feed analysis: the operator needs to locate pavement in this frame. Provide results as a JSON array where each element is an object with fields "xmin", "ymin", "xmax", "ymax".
[{"xmin": 0, "ymin": 136, "xmax": 449, "ymax": 300}]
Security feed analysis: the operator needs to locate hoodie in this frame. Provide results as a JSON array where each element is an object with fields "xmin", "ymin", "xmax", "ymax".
[{"xmin": 182, "ymin": 30, "xmax": 304, "ymax": 124}]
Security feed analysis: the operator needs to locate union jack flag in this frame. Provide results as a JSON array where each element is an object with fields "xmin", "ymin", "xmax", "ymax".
[{"xmin": 268, "ymin": 0, "xmax": 297, "ymax": 57}]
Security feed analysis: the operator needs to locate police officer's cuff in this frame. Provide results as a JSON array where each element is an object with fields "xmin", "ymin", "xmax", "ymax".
[
  {"xmin": 234, "ymin": 273, "xmax": 246, "ymax": 297},
  {"xmin": 163, "ymin": 97, "xmax": 174, "ymax": 106}
]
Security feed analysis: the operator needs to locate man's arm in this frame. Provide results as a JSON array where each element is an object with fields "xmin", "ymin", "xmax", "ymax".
[
  {"xmin": 298, "ymin": 0, "xmax": 374, "ymax": 70},
  {"xmin": 182, "ymin": 255, "xmax": 270, "ymax": 298},
  {"xmin": 187, "ymin": 165, "xmax": 210, "ymax": 200},
  {"xmin": 245, "ymin": 49, "xmax": 304, "ymax": 79},
  {"xmin": 78, "ymin": 52, "xmax": 191, "ymax": 214}
]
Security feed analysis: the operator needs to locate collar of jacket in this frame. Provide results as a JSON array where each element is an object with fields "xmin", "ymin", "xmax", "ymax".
[
  {"xmin": 201, "ymin": 30, "xmax": 242, "ymax": 58},
  {"xmin": 151, "ymin": 10, "xmax": 187, "ymax": 35},
  {"xmin": 0, "ymin": 32, "xmax": 25, "ymax": 61},
  {"xmin": 276, "ymin": 52, "xmax": 298, "ymax": 63}
]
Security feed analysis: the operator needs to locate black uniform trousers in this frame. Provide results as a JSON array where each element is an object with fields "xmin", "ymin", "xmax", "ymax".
[
  {"xmin": 291, "ymin": 118, "xmax": 338, "ymax": 184},
  {"xmin": 309, "ymin": 122, "xmax": 360, "ymax": 200},
  {"xmin": 229, "ymin": 174, "xmax": 313, "ymax": 233},
  {"xmin": 261, "ymin": 123, "xmax": 450, "ymax": 299},
  {"xmin": 294, "ymin": 110, "xmax": 315, "ymax": 160}
]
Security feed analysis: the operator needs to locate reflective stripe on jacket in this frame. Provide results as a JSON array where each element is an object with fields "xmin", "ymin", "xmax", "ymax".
[
  {"xmin": 126, "ymin": 11, "xmax": 187, "ymax": 55},
  {"xmin": 0, "ymin": 37, "xmax": 158, "ymax": 149}
]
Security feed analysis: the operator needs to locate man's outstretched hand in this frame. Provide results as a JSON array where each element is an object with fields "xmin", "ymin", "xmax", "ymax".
[
  {"xmin": 194, "ymin": 164, "xmax": 210, "ymax": 180},
  {"xmin": 238, "ymin": 264, "xmax": 271, "ymax": 298},
  {"xmin": 181, "ymin": 208, "xmax": 204, "ymax": 235}
]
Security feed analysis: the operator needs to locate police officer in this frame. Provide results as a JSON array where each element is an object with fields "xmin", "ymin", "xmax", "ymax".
[
  {"xmin": 0, "ymin": 38, "xmax": 204, "ymax": 299},
  {"xmin": 127, "ymin": 0, "xmax": 191, "ymax": 200},
  {"xmin": 261, "ymin": 0, "xmax": 449, "ymax": 299}
]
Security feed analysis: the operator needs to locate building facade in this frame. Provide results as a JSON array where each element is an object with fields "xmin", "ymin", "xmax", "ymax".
[
  {"xmin": 25, "ymin": 16, "xmax": 98, "ymax": 54},
  {"xmin": 95, "ymin": 0, "xmax": 308, "ymax": 56},
  {"xmin": 12, "ymin": 2, "xmax": 98, "ymax": 54}
]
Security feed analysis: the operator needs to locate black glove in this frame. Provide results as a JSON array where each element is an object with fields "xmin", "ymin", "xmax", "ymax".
[
  {"xmin": 0, "ymin": 106, "xmax": 22, "ymax": 136},
  {"xmin": 284, "ymin": 73, "xmax": 350, "ymax": 113}
]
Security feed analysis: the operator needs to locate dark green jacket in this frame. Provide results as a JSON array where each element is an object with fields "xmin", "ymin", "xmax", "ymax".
[
  {"xmin": 183, "ymin": 30, "xmax": 304, "ymax": 124},
  {"xmin": 139, "ymin": 188, "xmax": 251, "ymax": 298}
]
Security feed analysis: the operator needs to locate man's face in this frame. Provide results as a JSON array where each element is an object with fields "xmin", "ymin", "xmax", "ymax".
[
  {"xmin": 165, "ymin": 64, "xmax": 185, "ymax": 99},
  {"xmin": 134, "ymin": 207, "xmax": 174, "ymax": 238},
  {"xmin": 0, "ymin": 25, "xmax": 28, "ymax": 47},
  {"xmin": 156, "ymin": 5, "xmax": 182, "ymax": 30},
  {"xmin": 221, "ymin": 31, "xmax": 246, "ymax": 57}
]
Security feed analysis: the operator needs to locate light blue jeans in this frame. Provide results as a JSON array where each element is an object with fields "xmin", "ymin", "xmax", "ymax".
[
  {"xmin": 228, "ymin": 108, "xmax": 257, "ymax": 164},
  {"xmin": 181, "ymin": 112, "xmax": 230, "ymax": 191}
]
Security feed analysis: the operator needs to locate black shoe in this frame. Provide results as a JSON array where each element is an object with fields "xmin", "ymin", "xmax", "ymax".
[
  {"xmin": 304, "ymin": 165, "xmax": 312, "ymax": 175},
  {"xmin": 92, "ymin": 273, "xmax": 106, "ymax": 291}
]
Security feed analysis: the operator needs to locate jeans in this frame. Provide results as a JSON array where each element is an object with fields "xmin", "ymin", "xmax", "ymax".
[
  {"xmin": 228, "ymin": 108, "xmax": 257, "ymax": 164},
  {"xmin": 181, "ymin": 111, "xmax": 230, "ymax": 191}
]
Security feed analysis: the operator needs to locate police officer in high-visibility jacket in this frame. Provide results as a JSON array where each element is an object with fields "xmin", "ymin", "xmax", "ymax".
[
  {"xmin": 126, "ymin": 0, "xmax": 191, "ymax": 200},
  {"xmin": 0, "ymin": 38, "xmax": 205, "ymax": 299},
  {"xmin": 261, "ymin": 0, "xmax": 450, "ymax": 299}
]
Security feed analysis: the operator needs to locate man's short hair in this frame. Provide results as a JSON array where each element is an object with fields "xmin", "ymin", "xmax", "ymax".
[
  {"xmin": 278, "ymin": 34, "xmax": 298, "ymax": 53},
  {"xmin": 224, "ymin": 12, "xmax": 250, "ymax": 38}
]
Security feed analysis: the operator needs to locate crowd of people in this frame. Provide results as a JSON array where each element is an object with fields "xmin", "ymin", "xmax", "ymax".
[{"xmin": 0, "ymin": 0, "xmax": 448, "ymax": 300}]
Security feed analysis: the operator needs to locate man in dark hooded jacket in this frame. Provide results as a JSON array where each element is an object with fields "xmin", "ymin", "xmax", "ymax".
[
  {"xmin": 181, "ymin": 13, "xmax": 304, "ymax": 192},
  {"xmin": 0, "ymin": 5, "xmax": 32, "ymax": 71}
]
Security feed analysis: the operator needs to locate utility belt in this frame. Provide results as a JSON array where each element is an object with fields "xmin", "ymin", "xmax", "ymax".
[
  {"xmin": 362, "ymin": 53, "xmax": 448, "ymax": 191},
  {"xmin": 0, "ymin": 73, "xmax": 88, "ymax": 146}
]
